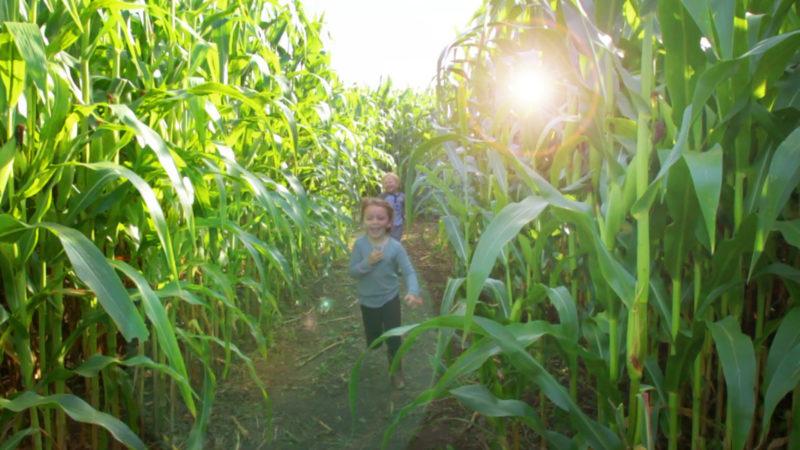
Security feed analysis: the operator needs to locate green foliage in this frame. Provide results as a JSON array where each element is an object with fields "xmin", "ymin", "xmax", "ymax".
[
  {"xmin": 397, "ymin": 0, "xmax": 800, "ymax": 448},
  {"xmin": 0, "ymin": 0, "xmax": 400, "ymax": 447}
]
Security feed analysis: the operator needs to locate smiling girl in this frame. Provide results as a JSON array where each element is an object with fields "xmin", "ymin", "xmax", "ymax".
[{"xmin": 349, "ymin": 197, "xmax": 422, "ymax": 389}]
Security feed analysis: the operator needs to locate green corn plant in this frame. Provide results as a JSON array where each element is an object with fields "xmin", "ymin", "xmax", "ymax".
[
  {"xmin": 0, "ymin": 0, "xmax": 399, "ymax": 447},
  {"xmin": 395, "ymin": 0, "xmax": 800, "ymax": 449}
]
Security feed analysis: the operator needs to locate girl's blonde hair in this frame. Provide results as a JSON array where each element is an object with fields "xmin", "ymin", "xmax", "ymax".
[
  {"xmin": 382, "ymin": 172, "xmax": 400, "ymax": 185},
  {"xmin": 360, "ymin": 197, "xmax": 394, "ymax": 232}
]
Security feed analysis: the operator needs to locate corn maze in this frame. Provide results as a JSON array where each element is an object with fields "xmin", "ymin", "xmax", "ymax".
[{"xmin": 2, "ymin": 1, "xmax": 799, "ymax": 449}]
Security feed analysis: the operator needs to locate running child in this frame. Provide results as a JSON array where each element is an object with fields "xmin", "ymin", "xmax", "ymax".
[
  {"xmin": 379, "ymin": 172, "xmax": 405, "ymax": 240},
  {"xmin": 349, "ymin": 197, "xmax": 422, "ymax": 389}
]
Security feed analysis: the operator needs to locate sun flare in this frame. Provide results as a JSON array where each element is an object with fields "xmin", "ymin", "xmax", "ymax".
[{"xmin": 507, "ymin": 66, "xmax": 555, "ymax": 113}]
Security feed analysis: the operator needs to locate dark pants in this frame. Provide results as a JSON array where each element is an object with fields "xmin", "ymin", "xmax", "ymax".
[{"xmin": 360, "ymin": 297, "xmax": 401, "ymax": 358}]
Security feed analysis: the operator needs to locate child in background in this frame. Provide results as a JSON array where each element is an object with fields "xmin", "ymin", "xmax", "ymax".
[
  {"xmin": 349, "ymin": 197, "xmax": 422, "ymax": 389},
  {"xmin": 380, "ymin": 172, "xmax": 405, "ymax": 240}
]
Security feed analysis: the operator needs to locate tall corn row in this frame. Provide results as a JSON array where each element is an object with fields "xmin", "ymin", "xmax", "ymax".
[
  {"xmin": 0, "ymin": 0, "xmax": 388, "ymax": 448},
  {"xmin": 396, "ymin": 0, "xmax": 800, "ymax": 448}
]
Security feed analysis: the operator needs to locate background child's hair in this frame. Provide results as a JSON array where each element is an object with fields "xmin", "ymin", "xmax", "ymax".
[
  {"xmin": 360, "ymin": 197, "xmax": 394, "ymax": 231},
  {"xmin": 382, "ymin": 172, "xmax": 400, "ymax": 185}
]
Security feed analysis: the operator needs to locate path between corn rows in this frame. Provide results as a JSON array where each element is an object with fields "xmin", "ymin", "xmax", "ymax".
[{"xmin": 204, "ymin": 222, "xmax": 462, "ymax": 449}]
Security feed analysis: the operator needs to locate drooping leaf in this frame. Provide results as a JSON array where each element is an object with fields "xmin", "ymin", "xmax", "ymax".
[
  {"xmin": 764, "ymin": 308, "xmax": 800, "ymax": 386},
  {"xmin": 751, "ymin": 127, "xmax": 800, "ymax": 276},
  {"xmin": 451, "ymin": 384, "xmax": 576, "ymax": 450},
  {"xmin": 111, "ymin": 260, "xmax": 195, "ymax": 416},
  {"xmin": 760, "ymin": 308, "xmax": 800, "ymax": 444},
  {"xmin": 37, "ymin": 223, "xmax": 148, "ymax": 342},
  {"xmin": 74, "ymin": 354, "xmax": 187, "ymax": 388},
  {"xmin": 545, "ymin": 286, "xmax": 579, "ymax": 342},
  {"xmin": 708, "ymin": 317, "xmax": 756, "ymax": 450},
  {"xmin": 683, "ymin": 145, "xmax": 723, "ymax": 251},
  {"xmin": 359, "ymin": 316, "xmax": 566, "ymax": 448},
  {"xmin": 109, "ymin": 104, "xmax": 195, "ymax": 219},
  {"xmin": 82, "ymin": 162, "xmax": 177, "ymax": 279},
  {"xmin": 442, "ymin": 215, "xmax": 467, "ymax": 264},
  {"xmin": 0, "ymin": 392, "xmax": 145, "ymax": 450}
]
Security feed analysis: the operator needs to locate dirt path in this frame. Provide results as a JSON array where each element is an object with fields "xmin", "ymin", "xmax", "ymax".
[{"xmin": 203, "ymin": 221, "xmax": 459, "ymax": 449}]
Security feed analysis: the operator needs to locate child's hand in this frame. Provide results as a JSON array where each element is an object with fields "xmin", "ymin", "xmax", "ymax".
[
  {"xmin": 404, "ymin": 294, "xmax": 423, "ymax": 308},
  {"xmin": 368, "ymin": 249, "xmax": 384, "ymax": 265}
]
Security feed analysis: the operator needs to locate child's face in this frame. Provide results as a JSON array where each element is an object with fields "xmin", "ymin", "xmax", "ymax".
[
  {"xmin": 363, "ymin": 205, "xmax": 390, "ymax": 239},
  {"xmin": 383, "ymin": 176, "xmax": 399, "ymax": 193}
]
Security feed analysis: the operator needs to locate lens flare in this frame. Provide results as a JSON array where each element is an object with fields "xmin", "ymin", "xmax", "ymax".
[
  {"xmin": 507, "ymin": 66, "xmax": 555, "ymax": 113},
  {"xmin": 318, "ymin": 297, "xmax": 332, "ymax": 315}
]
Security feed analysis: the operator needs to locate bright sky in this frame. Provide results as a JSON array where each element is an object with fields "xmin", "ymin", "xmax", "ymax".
[{"xmin": 301, "ymin": 0, "xmax": 483, "ymax": 90}]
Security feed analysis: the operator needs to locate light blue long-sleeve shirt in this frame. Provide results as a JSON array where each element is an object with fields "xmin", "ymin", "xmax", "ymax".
[{"xmin": 348, "ymin": 235, "xmax": 420, "ymax": 308}]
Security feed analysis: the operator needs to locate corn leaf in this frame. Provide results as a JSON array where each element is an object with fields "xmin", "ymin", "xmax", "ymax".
[
  {"xmin": 680, "ymin": 0, "xmax": 713, "ymax": 39},
  {"xmin": 109, "ymin": 104, "xmax": 195, "ymax": 218},
  {"xmin": 751, "ymin": 127, "xmax": 800, "ymax": 276},
  {"xmin": 683, "ymin": 145, "xmax": 723, "ymax": 251},
  {"xmin": 760, "ymin": 308, "xmax": 800, "ymax": 444},
  {"xmin": 664, "ymin": 323, "xmax": 706, "ymax": 391},
  {"xmin": 710, "ymin": 0, "xmax": 734, "ymax": 59},
  {"xmin": 360, "ymin": 316, "xmax": 556, "ymax": 448},
  {"xmin": 465, "ymin": 196, "xmax": 548, "ymax": 335},
  {"xmin": 83, "ymin": 162, "xmax": 178, "ymax": 279},
  {"xmin": 764, "ymin": 308, "xmax": 800, "ymax": 385},
  {"xmin": 545, "ymin": 286, "xmax": 579, "ymax": 343},
  {"xmin": 478, "ymin": 318, "xmax": 621, "ymax": 449},
  {"xmin": 631, "ymin": 107, "xmax": 693, "ymax": 217},
  {"xmin": 404, "ymin": 134, "xmax": 460, "ymax": 224},
  {"xmin": 775, "ymin": 220, "xmax": 800, "ymax": 249},
  {"xmin": 74, "ymin": 354, "xmax": 187, "ymax": 385},
  {"xmin": 657, "ymin": 0, "xmax": 703, "ymax": 121},
  {"xmin": 37, "ymin": 223, "xmax": 148, "ymax": 342},
  {"xmin": 111, "ymin": 260, "xmax": 196, "ymax": 416},
  {"xmin": 708, "ymin": 317, "xmax": 756, "ymax": 450},
  {"xmin": 0, "ymin": 392, "xmax": 145, "ymax": 450},
  {"xmin": 0, "ymin": 214, "xmax": 26, "ymax": 243},
  {"xmin": 62, "ymin": 171, "xmax": 118, "ymax": 224},
  {"xmin": 557, "ymin": 208, "xmax": 635, "ymax": 307},
  {"xmin": 451, "ymin": 384, "xmax": 575, "ymax": 450},
  {"xmin": 4, "ymin": 22, "xmax": 47, "ymax": 94},
  {"xmin": 0, "ymin": 428, "xmax": 39, "ymax": 450},
  {"xmin": 0, "ymin": 140, "xmax": 14, "ymax": 204},
  {"xmin": 664, "ymin": 157, "xmax": 698, "ymax": 277},
  {"xmin": 442, "ymin": 215, "xmax": 467, "ymax": 264}
]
